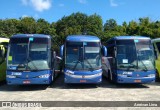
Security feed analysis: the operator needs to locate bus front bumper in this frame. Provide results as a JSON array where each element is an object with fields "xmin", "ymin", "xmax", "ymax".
[
  {"xmin": 6, "ymin": 78, "xmax": 51, "ymax": 85},
  {"xmin": 64, "ymin": 73, "xmax": 102, "ymax": 84},
  {"xmin": 117, "ymin": 76, "xmax": 155, "ymax": 84}
]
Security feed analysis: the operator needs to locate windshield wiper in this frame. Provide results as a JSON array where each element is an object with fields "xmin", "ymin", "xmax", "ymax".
[
  {"xmin": 84, "ymin": 57, "xmax": 94, "ymax": 71},
  {"xmin": 127, "ymin": 64, "xmax": 136, "ymax": 71},
  {"xmin": 72, "ymin": 60, "xmax": 82, "ymax": 71},
  {"xmin": 138, "ymin": 58, "xmax": 148, "ymax": 71},
  {"xmin": 16, "ymin": 58, "xmax": 28, "ymax": 70},
  {"xmin": 136, "ymin": 50, "xmax": 148, "ymax": 71},
  {"xmin": 27, "ymin": 57, "xmax": 38, "ymax": 71}
]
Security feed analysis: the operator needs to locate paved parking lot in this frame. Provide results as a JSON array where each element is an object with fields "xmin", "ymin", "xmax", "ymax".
[{"xmin": 0, "ymin": 74, "xmax": 160, "ymax": 109}]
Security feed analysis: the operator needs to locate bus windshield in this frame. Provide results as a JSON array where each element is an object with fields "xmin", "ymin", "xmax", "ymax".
[
  {"xmin": 116, "ymin": 39, "xmax": 154, "ymax": 71},
  {"xmin": 136, "ymin": 39, "xmax": 155, "ymax": 70},
  {"xmin": 65, "ymin": 42, "xmax": 101, "ymax": 71},
  {"xmin": 7, "ymin": 38, "xmax": 50, "ymax": 71}
]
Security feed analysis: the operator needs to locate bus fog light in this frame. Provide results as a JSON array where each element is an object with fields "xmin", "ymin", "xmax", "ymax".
[{"xmin": 148, "ymin": 74, "xmax": 155, "ymax": 77}]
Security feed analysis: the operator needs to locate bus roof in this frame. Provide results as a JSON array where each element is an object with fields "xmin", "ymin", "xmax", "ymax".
[
  {"xmin": 0, "ymin": 37, "xmax": 9, "ymax": 43},
  {"xmin": 152, "ymin": 38, "xmax": 160, "ymax": 43},
  {"xmin": 66, "ymin": 35, "xmax": 100, "ymax": 42},
  {"xmin": 110, "ymin": 36, "xmax": 150, "ymax": 40},
  {"xmin": 11, "ymin": 34, "xmax": 51, "ymax": 39}
]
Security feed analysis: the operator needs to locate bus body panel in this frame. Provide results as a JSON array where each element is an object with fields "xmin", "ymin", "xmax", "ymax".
[
  {"xmin": 152, "ymin": 38, "xmax": 160, "ymax": 79},
  {"xmin": 6, "ymin": 70, "xmax": 53, "ymax": 85},
  {"xmin": 116, "ymin": 70, "xmax": 155, "ymax": 83},
  {"xmin": 62, "ymin": 35, "xmax": 105, "ymax": 84},
  {"xmin": 103, "ymin": 36, "xmax": 156, "ymax": 84},
  {"xmin": 155, "ymin": 59, "xmax": 160, "ymax": 78},
  {"xmin": 64, "ymin": 69, "xmax": 102, "ymax": 83},
  {"xmin": 6, "ymin": 34, "xmax": 56, "ymax": 85}
]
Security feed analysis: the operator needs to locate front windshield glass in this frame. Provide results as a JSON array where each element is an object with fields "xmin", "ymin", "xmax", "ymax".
[
  {"xmin": 117, "ymin": 40, "xmax": 137, "ymax": 70},
  {"xmin": 136, "ymin": 39, "xmax": 155, "ymax": 70},
  {"xmin": 65, "ymin": 42, "xmax": 101, "ymax": 71},
  {"xmin": 7, "ymin": 38, "xmax": 50, "ymax": 71},
  {"xmin": 116, "ymin": 39, "xmax": 155, "ymax": 71},
  {"xmin": 84, "ymin": 42, "xmax": 101, "ymax": 70}
]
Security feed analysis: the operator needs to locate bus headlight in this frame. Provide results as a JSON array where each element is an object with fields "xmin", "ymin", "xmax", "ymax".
[
  {"xmin": 38, "ymin": 74, "xmax": 50, "ymax": 78},
  {"xmin": 6, "ymin": 75, "xmax": 16, "ymax": 78},
  {"xmin": 65, "ymin": 70, "xmax": 74, "ymax": 75},
  {"xmin": 97, "ymin": 72, "xmax": 102, "ymax": 76},
  {"xmin": 148, "ymin": 74, "xmax": 155, "ymax": 77}
]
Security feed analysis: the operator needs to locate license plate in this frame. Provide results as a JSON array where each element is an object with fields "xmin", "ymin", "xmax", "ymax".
[
  {"xmin": 80, "ymin": 80, "xmax": 86, "ymax": 83},
  {"xmin": 134, "ymin": 80, "xmax": 141, "ymax": 83},
  {"xmin": 23, "ymin": 80, "xmax": 30, "ymax": 84}
]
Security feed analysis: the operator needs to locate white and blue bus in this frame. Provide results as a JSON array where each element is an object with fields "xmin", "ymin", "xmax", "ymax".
[
  {"xmin": 6, "ymin": 34, "xmax": 58, "ymax": 85},
  {"xmin": 102, "ymin": 36, "xmax": 155, "ymax": 83},
  {"xmin": 60, "ymin": 35, "xmax": 107, "ymax": 84}
]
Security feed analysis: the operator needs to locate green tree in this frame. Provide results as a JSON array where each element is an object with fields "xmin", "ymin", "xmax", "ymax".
[
  {"xmin": 104, "ymin": 19, "xmax": 118, "ymax": 32},
  {"xmin": 127, "ymin": 20, "xmax": 139, "ymax": 35},
  {"xmin": 0, "ymin": 19, "xmax": 19, "ymax": 37},
  {"xmin": 55, "ymin": 12, "xmax": 88, "ymax": 44},
  {"xmin": 36, "ymin": 18, "xmax": 50, "ymax": 34},
  {"xmin": 18, "ymin": 17, "xmax": 36, "ymax": 34},
  {"xmin": 86, "ymin": 14, "xmax": 103, "ymax": 38}
]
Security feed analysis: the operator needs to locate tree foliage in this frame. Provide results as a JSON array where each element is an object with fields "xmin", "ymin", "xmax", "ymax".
[{"xmin": 0, "ymin": 14, "xmax": 160, "ymax": 45}]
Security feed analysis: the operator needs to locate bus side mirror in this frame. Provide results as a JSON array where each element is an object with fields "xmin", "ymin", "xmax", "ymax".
[
  {"xmin": 60, "ymin": 45, "xmax": 64, "ymax": 58},
  {"xmin": 56, "ymin": 56, "xmax": 62, "ymax": 60},
  {"xmin": 102, "ymin": 45, "xmax": 107, "ymax": 57}
]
